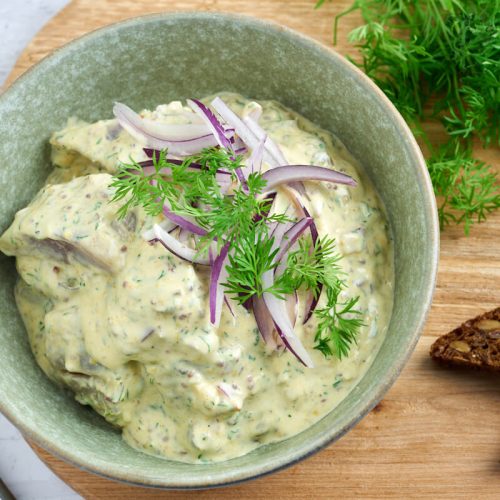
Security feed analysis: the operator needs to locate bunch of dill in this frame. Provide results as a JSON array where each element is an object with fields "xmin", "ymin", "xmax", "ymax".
[
  {"xmin": 317, "ymin": 0, "xmax": 499, "ymax": 233},
  {"xmin": 111, "ymin": 148, "xmax": 363, "ymax": 359}
]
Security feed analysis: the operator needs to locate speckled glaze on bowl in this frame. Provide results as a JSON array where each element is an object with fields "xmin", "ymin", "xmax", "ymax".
[{"xmin": 0, "ymin": 12, "xmax": 439, "ymax": 489}]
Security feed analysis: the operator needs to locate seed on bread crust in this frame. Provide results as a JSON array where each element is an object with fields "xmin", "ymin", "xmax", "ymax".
[{"xmin": 430, "ymin": 307, "xmax": 500, "ymax": 372}]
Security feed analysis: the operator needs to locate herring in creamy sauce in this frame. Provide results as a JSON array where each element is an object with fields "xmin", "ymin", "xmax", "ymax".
[{"xmin": 0, "ymin": 93, "xmax": 393, "ymax": 463}]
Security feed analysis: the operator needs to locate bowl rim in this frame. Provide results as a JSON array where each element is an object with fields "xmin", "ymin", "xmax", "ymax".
[{"xmin": 0, "ymin": 10, "xmax": 439, "ymax": 490}]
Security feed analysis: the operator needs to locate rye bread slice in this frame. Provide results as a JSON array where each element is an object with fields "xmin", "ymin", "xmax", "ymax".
[{"xmin": 430, "ymin": 307, "xmax": 500, "ymax": 372}]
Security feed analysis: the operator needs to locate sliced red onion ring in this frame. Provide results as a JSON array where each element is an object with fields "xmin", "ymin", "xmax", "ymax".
[
  {"xmin": 262, "ymin": 165, "xmax": 356, "ymax": 192},
  {"xmin": 275, "ymin": 218, "xmax": 313, "ymax": 264},
  {"xmin": 210, "ymin": 99, "xmax": 306, "ymax": 192},
  {"xmin": 143, "ymin": 148, "xmax": 162, "ymax": 160},
  {"xmin": 241, "ymin": 136, "xmax": 266, "ymax": 179},
  {"xmin": 211, "ymin": 97, "xmax": 277, "ymax": 167},
  {"xmin": 162, "ymin": 205, "xmax": 206, "ymax": 236},
  {"xmin": 142, "ymin": 219, "xmax": 177, "ymax": 241},
  {"xmin": 274, "ymin": 323, "xmax": 311, "ymax": 366},
  {"xmin": 260, "ymin": 219, "xmax": 315, "ymax": 367},
  {"xmin": 242, "ymin": 115, "xmax": 307, "ymax": 193},
  {"xmin": 177, "ymin": 227, "xmax": 190, "ymax": 244},
  {"xmin": 161, "ymin": 110, "xmax": 206, "ymax": 124},
  {"xmin": 246, "ymin": 104, "xmax": 262, "ymax": 122},
  {"xmin": 210, "ymin": 242, "xmax": 230, "ymax": 327},
  {"xmin": 211, "ymin": 97, "xmax": 257, "ymax": 146},
  {"xmin": 187, "ymin": 99, "xmax": 233, "ymax": 150},
  {"xmin": 232, "ymin": 138, "xmax": 247, "ymax": 155},
  {"xmin": 211, "ymin": 99, "xmax": 307, "ymax": 190},
  {"xmin": 243, "ymin": 116, "xmax": 287, "ymax": 166},
  {"xmin": 224, "ymin": 296, "xmax": 236, "ymax": 318},
  {"xmin": 303, "ymin": 285, "xmax": 322, "ymax": 324},
  {"xmin": 254, "ymin": 191, "xmax": 277, "ymax": 224},
  {"xmin": 251, "ymin": 137, "xmax": 266, "ymax": 173},
  {"xmin": 281, "ymin": 188, "xmax": 319, "ymax": 245},
  {"xmin": 113, "ymin": 102, "xmax": 219, "ymax": 155},
  {"xmin": 252, "ymin": 296, "xmax": 283, "ymax": 349},
  {"xmin": 262, "ymin": 269, "xmax": 314, "ymax": 367},
  {"xmin": 234, "ymin": 167, "xmax": 248, "ymax": 188},
  {"xmin": 286, "ymin": 291, "xmax": 298, "ymax": 327},
  {"xmin": 114, "ymin": 103, "xmax": 211, "ymax": 139},
  {"xmin": 274, "ymin": 218, "xmax": 314, "ymax": 279},
  {"xmin": 150, "ymin": 224, "xmax": 209, "ymax": 265},
  {"xmin": 275, "ymin": 192, "xmax": 322, "ymax": 324}
]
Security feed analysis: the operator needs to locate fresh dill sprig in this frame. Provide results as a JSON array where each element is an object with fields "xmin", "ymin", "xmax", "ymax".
[
  {"xmin": 314, "ymin": 289, "xmax": 364, "ymax": 359},
  {"xmin": 110, "ymin": 147, "xmax": 363, "ymax": 360},
  {"xmin": 275, "ymin": 236, "xmax": 364, "ymax": 358},
  {"xmin": 428, "ymin": 140, "xmax": 500, "ymax": 233},
  {"xmin": 278, "ymin": 236, "xmax": 344, "ymax": 298},
  {"xmin": 110, "ymin": 148, "xmax": 289, "ymax": 246},
  {"xmin": 223, "ymin": 224, "xmax": 283, "ymax": 303},
  {"xmin": 317, "ymin": 0, "xmax": 500, "ymax": 233}
]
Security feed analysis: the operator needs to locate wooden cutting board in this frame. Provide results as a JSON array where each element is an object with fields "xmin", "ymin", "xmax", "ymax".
[{"xmin": 6, "ymin": 1, "xmax": 500, "ymax": 498}]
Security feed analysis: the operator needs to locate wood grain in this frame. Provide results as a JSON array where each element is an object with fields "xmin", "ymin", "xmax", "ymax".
[{"xmin": 7, "ymin": 0, "xmax": 500, "ymax": 498}]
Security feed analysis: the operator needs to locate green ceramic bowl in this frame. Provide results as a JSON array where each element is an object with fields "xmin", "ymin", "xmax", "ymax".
[{"xmin": 0, "ymin": 12, "xmax": 438, "ymax": 489}]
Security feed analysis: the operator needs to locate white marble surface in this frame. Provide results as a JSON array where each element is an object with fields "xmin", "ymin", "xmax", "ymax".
[
  {"xmin": 0, "ymin": 3, "xmax": 82, "ymax": 499},
  {"xmin": 0, "ymin": 0, "xmax": 69, "ymax": 85},
  {"xmin": 0, "ymin": 414, "xmax": 80, "ymax": 500}
]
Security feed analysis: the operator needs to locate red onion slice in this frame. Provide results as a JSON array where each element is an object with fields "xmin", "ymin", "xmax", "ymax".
[
  {"xmin": 274, "ymin": 218, "xmax": 313, "ymax": 278},
  {"xmin": 275, "ymin": 193, "xmax": 322, "ymax": 324},
  {"xmin": 243, "ymin": 115, "xmax": 287, "ymax": 166},
  {"xmin": 113, "ymin": 102, "xmax": 219, "ymax": 155},
  {"xmin": 260, "ymin": 219, "xmax": 315, "ymax": 367},
  {"xmin": 275, "ymin": 218, "xmax": 313, "ymax": 264},
  {"xmin": 187, "ymin": 99, "xmax": 233, "ymax": 150},
  {"xmin": 262, "ymin": 165, "xmax": 356, "ymax": 192},
  {"xmin": 224, "ymin": 296, "xmax": 236, "ymax": 318},
  {"xmin": 211, "ymin": 97, "xmax": 277, "ymax": 167},
  {"xmin": 252, "ymin": 295, "xmax": 283, "ymax": 349},
  {"xmin": 177, "ymin": 227, "xmax": 190, "ymax": 244},
  {"xmin": 211, "ymin": 99, "xmax": 307, "ymax": 192},
  {"xmin": 251, "ymin": 136, "xmax": 266, "ymax": 173},
  {"xmin": 142, "ymin": 219, "xmax": 177, "ymax": 241},
  {"xmin": 301, "ymin": 205, "xmax": 322, "ymax": 324},
  {"xmin": 287, "ymin": 291, "xmax": 299, "ymax": 327},
  {"xmin": 210, "ymin": 99, "xmax": 308, "ymax": 193},
  {"xmin": 254, "ymin": 191, "xmax": 277, "ymax": 224},
  {"xmin": 150, "ymin": 224, "xmax": 209, "ymax": 265},
  {"xmin": 211, "ymin": 97, "xmax": 257, "ymax": 146},
  {"xmin": 114, "ymin": 103, "xmax": 211, "ymax": 139},
  {"xmin": 210, "ymin": 242, "xmax": 230, "ymax": 327},
  {"xmin": 241, "ymin": 136, "xmax": 265, "ymax": 179},
  {"xmin": 246, "ymin": 105, "xmax": 262, "ymax": 122},
  {"xmin": 162, "ymin": 204, "xmax": 206, "ymax": 236},
  {"xmin": 262, "ymin": 269, "xmax": 314, "ymax": 367},
  {"xmin": 167, "ymin": 110, "xmax": 206, "ymax": 124},
  {"xmin": 281, "ymin": 189, "xmax": 319, "ymax": 247},
  {"xmin": 242, "ymin": 115, "xmax": 307, "ymax": 193},
  {"xmin": 232, "ymin": 138, "xmax": 247, "ymax": 155}
]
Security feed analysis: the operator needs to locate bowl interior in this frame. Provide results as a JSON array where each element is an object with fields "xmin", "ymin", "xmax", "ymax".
[{"xmin": 0, "ymin": 13, "xmax": 437, "ymax": 488}]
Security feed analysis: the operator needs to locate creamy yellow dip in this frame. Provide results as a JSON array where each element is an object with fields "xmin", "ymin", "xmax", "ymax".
[{"xmin": 0, "ymin": 93, "xmax": 393, "ymax": 463}]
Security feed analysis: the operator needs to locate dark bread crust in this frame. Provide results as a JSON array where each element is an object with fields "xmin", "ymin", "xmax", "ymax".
[{"xmin": 430, "ymin": 307, "xmax": 500, "ymax": 372}]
